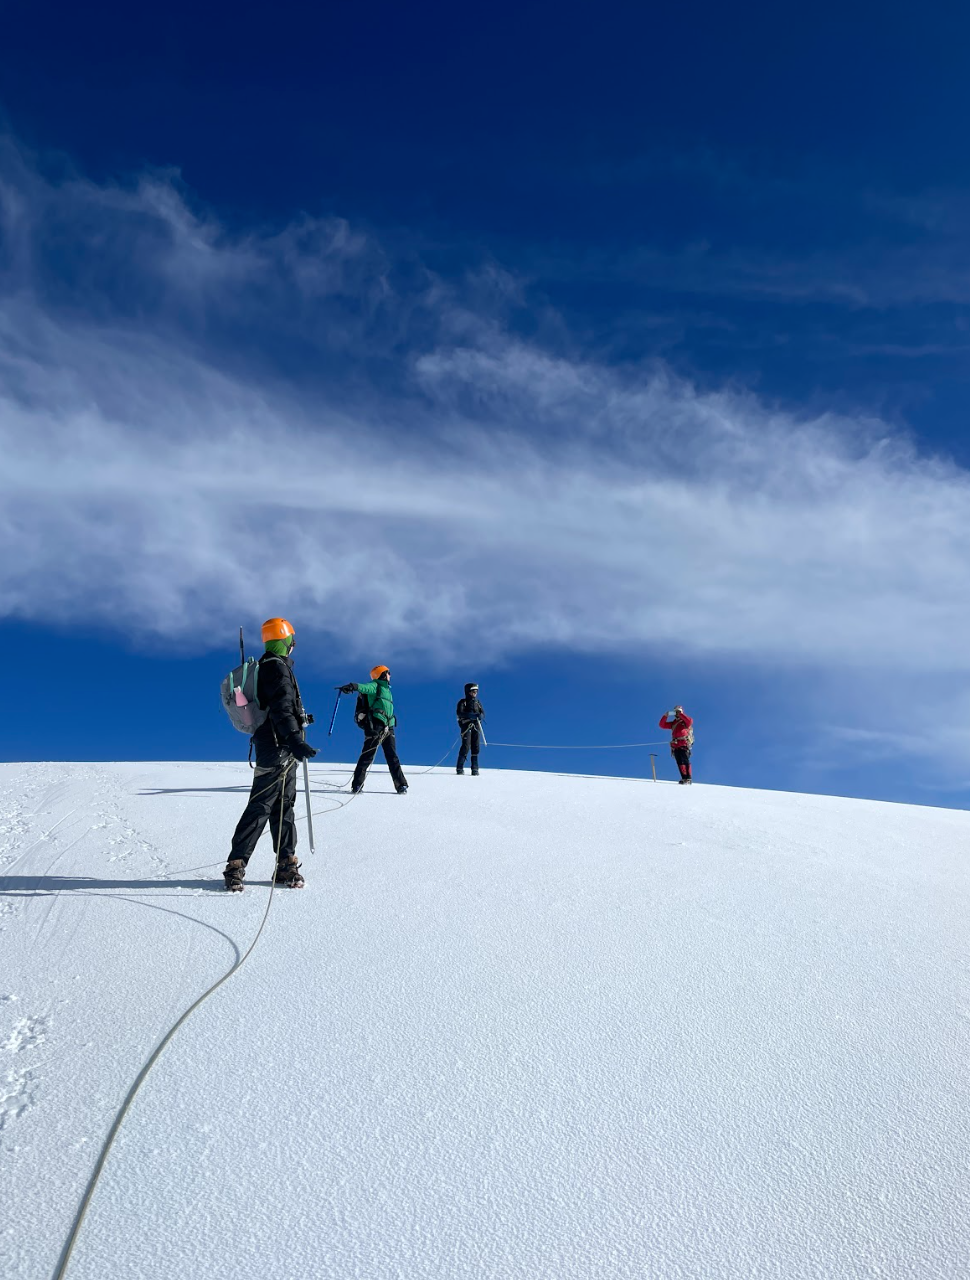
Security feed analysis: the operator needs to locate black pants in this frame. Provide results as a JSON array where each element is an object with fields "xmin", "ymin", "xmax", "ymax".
[
  {"xmin": 230, "ymin": 759, "xmax": 297, "ymax": 866},
  {"xmin": 353, "ymin": 725, "xmax": 408, "ymax": 791},
  {"xmin": 673, "ymin": 747, "xmax": 692, "ymax": 780},
  {"xmin": 457, "ymin": 723, "xmax": 480, "ymax": 770}
]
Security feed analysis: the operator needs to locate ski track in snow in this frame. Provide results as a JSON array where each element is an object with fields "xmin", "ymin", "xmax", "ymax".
[{"xmin": 0, "ymin": 760, "xmax": 968, "ymax": 1280}]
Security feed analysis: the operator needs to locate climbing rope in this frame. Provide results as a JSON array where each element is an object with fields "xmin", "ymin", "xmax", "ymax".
[
  {"xmin": 54, "ymin": 721, "xmax": 679, "ymax": 1273},
  {"xmin": 302, "ymin": 732, "xmax": 669, "ymax": 814},
  {"xmin": 487, "ymin": 739, "xmax": 670, "ymax": 749},
  {"xmin": 412, "ymin": 733, "xmax": 463, "ymax": 775},
  {"xmin": 53, "ymin": 759, "xmax": 297, "ymax": 1280}
]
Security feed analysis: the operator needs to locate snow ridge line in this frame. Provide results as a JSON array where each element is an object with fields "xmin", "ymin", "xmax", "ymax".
[{"xmin": 50, "ymin": 761, "xmax": 297, "ymax": 1280}]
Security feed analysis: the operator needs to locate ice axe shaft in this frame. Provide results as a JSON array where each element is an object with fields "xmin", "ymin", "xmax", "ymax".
[
  {"xmin": 303, "ymin": 759, "xmax": 315, "ymax": 854},
  {"xmin": 327, "ymin": 690, "xmax": 342, "ymax": 736}
]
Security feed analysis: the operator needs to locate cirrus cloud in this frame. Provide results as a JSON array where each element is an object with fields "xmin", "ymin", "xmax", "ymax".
[{"xmin": 2, "ymin": 136, "xmax": 968, "ymax": 725}]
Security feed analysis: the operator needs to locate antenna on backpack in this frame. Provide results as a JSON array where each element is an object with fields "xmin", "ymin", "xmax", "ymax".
[{"xmin": 239, "ymin": 627, "xmax": 245, "ymax": 666}]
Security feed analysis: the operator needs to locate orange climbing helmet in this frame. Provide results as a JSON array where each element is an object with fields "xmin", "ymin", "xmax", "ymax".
[
  {"xmin": 370, "ymin": 664, "xmax": 390, "ymax": 681},
  {"xmin": 261, "ymin": 617, "xmax": 295, "ymax": 643}
]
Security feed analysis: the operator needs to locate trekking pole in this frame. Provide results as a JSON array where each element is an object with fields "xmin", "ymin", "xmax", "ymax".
[
  {"xmin": 649, "ymin": 753, "xmax": 657, "ymax": 782},
  {"xmin": 327, "ymin": 690, "xmax": 342, "ymax": 736}
]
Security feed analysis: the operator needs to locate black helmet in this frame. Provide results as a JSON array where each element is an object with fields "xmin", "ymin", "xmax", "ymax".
[{"xmin": 464, "ymin": 682, "xmax": 479, "ymax": 696}]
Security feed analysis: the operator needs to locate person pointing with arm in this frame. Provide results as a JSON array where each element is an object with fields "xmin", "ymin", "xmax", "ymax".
[{"xmin": 339, "ymin": 665, "xmax": 409, "ymax": 795}]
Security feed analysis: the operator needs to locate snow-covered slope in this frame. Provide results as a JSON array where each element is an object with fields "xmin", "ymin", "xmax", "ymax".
[{"xmin": 1, "ymin": 761, "xmax": 967, "ymax": 1280}]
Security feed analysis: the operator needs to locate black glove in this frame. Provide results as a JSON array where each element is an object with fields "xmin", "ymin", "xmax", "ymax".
[
  {"xmin": 339, "ymin": 683, "xmax": 358, "ymax": 695},
  {"xmin": 291, "ymin": 741, "xmax": 318, "ymax": 761}
]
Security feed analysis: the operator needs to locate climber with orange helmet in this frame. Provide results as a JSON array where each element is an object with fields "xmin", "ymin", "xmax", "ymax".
[
  {"xmin": 223, "ymin": 618, "xmax": 317, "ymax": 891},
  {"xmin": 338, "ymin": 664, "xmax": 408, "ymax": 795}
]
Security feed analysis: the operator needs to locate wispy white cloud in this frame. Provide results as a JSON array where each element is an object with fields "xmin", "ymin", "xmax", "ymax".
[{"xmin": 2, "ymin": 139, "xmax": 970, "ymax": 776}]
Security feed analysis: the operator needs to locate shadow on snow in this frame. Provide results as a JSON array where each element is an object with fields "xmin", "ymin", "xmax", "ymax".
[{"xmin": 0, "ymin": 875, "xmax": 228, "ymax": 893}]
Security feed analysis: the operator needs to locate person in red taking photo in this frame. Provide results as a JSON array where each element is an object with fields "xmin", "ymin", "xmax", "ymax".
[{"xmin": 659, "ymin": 705, "xmax": 694, "ymax": 784}]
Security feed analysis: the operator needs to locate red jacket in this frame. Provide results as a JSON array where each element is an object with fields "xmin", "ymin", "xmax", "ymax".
[{"xmin": 659, "ymin": 712, "xmax": 693, "ymax": 748}]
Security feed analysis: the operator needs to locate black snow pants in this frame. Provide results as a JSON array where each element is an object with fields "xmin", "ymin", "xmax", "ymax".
[
  {"xmin": 230, "ymin": 759, "xmax": 298, "ymax": 866},
  {"xmin": 457, "ymin": 722, "xmax": 481, "ymax": 771},
  {"xmin": 353, "ymin": 725, "xmax": 408, "ymax": 791},
  {"xmin": 673, "ymin": 747, "xmax": 692, "ymax": 780}
]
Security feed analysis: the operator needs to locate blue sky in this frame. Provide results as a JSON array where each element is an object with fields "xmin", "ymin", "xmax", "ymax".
[{"xmin": 2, "ymin": 0, "xmax": 970, "ymax": 804}]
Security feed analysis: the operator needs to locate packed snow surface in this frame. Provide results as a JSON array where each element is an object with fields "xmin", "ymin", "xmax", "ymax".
[{"xmin": 0, "ymin": 760, "xmax": 967, "ymax": 1279}]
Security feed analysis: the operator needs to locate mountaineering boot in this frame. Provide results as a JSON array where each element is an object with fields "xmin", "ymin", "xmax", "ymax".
[
  {"xmin": 397, "ymin": 785, "xmax": 408, "ymax": 795},
  {"xmin": 457, "ymin": 766, "xmax": 465, "ymax": 775},
  {"xmin": 471, "ymin": 760, "xmax": 479, "ymax": 775},
  {"xmin": 274, "ymin": 856, "xmax": 305, "ymax": 888},
  {"xmin": 224, "ymin": 859, "xmax": 246, "ymax": 892},
  {"xmin": 679, "ymin": 778, "xmax": 692, "ymax": 785}
]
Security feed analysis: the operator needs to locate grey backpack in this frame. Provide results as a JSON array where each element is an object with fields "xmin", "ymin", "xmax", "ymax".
[{"xmin": 221, "ymin": 657, "xmax": 269, "ymax": 735}]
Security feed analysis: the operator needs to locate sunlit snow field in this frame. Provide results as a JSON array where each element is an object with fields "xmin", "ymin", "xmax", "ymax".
[{"xmin": 1, "ymin": 760, "xmax": 967, "ymax": 1279}]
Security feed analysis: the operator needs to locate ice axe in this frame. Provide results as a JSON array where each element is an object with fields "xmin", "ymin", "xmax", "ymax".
[
  {"xmin": 302, "ymin": 713, "xmax": 316, "ymax": 855},
  {"xmin": 327, "ymin": 689, "xmax": 342, "ymax": 736}
]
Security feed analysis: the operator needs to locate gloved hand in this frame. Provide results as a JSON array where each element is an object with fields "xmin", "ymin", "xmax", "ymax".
[
  {"xmin": 339, "ymin": 683, "xmax": 358, "ymax": 695},
  {"xmin": 291, "ymin": 741, "xmax": 318, "ymax": 761}
]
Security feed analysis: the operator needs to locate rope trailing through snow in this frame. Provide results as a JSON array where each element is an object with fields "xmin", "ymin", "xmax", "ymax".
[
  {"xmin": 54, "ymin": 724, "xmax": 675, "ymax": 1274},
  {"xmin": 412, "ymin": 733, "xmax": 463, "ymax": 775},
  {"xmin": 53, "ymin": 760, "xmax": 297, "ymax": 1280}
]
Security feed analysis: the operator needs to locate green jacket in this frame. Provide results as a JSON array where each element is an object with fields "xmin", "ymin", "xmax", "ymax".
[{"xmin": 356, "ymin": 679, "xmax": 396, "ymax": 728}]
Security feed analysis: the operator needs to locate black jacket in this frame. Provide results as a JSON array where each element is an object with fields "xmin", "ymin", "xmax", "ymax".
[
  {"xmin": 456, "ymin": 696, "xmax": 484, "ymax": 724},
  {"xmin": 252, "ymin": 653, "xmax": 306, "ymax": 765}
]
